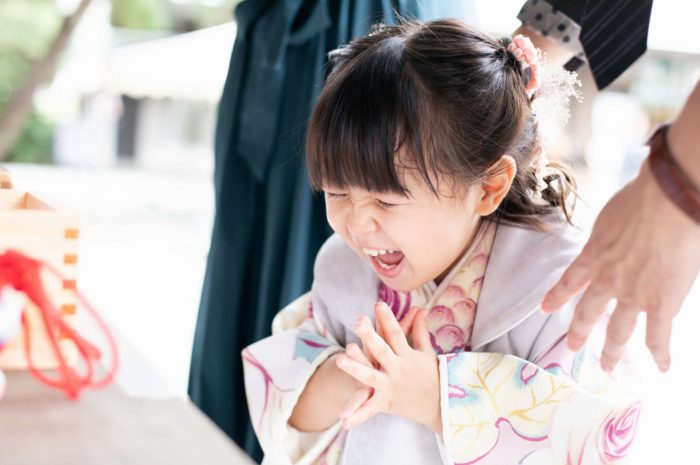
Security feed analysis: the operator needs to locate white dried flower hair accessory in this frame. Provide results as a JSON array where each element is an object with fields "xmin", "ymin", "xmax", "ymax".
[
  {"xmin": 505, "ymin": 33, "xmax": 583, "ymax": 197},
  {"xmin": 505, "ymin": 33, "xmax": 583, "ymax": 124}
]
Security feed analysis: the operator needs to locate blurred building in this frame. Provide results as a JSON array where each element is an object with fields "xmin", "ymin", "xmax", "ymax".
[{"xmin": 38, "ymin": 0, "xmax": 234, "ymax": 174}]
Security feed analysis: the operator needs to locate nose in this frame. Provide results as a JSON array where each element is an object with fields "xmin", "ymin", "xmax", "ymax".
[{"xmin": 346, "ymin": 204, "xmax": 378, "ymax": 240}]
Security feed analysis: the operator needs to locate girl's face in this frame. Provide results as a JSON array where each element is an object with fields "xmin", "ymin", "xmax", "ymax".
[{"xmin": 324, "ymin": 170, "xmax": 483, "ymax": 292}]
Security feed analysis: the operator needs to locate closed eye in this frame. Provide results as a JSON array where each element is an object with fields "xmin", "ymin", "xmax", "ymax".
[
  {"xmin": 324, "ymin": 192, "xmax": 347, "ymax": 200},
  {"xmin": 375, "ymin": 200, "xmax": 398, "ymax": 210},
  {"xmin": 324, "ymin": 192, "xmax": 401, "ymax": 209}
]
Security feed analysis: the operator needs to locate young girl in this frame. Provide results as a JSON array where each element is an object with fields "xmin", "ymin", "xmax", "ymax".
[{"xmin": 243, "ymin": 20, "xmax": 639, "ymax": 465}]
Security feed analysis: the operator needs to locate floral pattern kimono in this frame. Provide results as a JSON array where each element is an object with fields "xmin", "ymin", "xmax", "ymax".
[{"xmin": 242, "ymin": 220, "xmax": 640, "ymax": 465}]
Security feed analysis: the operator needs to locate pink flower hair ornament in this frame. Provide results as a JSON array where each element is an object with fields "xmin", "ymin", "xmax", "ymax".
[{"xmin": 507, "ymin": 34, "xmax": 542, "ymax": 98}]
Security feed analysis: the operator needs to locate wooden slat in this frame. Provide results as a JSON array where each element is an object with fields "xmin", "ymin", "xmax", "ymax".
[
  {"xmin": 0, "ymin": 165, "xmax": 12, "ymax": 189},
  {"xmin": 0, "ymin": 190, "xmax": 26, "ymax": 210},
  {"xmin": 24, "ymin": 192, "xmax": 55, "ymax": 211},
  {"xmin": 61, "ymin": 304, "xmax": 77, "ymax": 315},
  {"xmin": 60, "ymin": 289, "xmax": 78, "ymax": 306},
  {"xmin": 0, "ymin": 243, "xmax": 79, "ymax": 262},
  {"xmin": 65, "ymin": 228, "xmax": 79, "ymax": 240},
  {"xmin": 0, "ymin": 214, "xmax": 77, "ymax": 234}
]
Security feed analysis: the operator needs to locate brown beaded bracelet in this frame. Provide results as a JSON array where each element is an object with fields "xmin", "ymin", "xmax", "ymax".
[{"xmin": 647, "ymin": 123, "xmax": 700, "ymax": 225}]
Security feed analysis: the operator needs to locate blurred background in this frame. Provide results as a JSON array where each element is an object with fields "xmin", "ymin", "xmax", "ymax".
[{"xmin": 1, "ymin": 0, "xmax": 698, "ymax": 463}]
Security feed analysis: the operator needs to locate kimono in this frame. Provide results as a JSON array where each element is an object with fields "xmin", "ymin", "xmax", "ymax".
[{"xmin": 242, "ymin": 220, "xmax": 640, "ymax": 465}]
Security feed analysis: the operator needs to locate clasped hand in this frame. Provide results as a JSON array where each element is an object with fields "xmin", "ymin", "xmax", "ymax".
[{"xmin": 335, "ymin": 302, "xmax": 442, "ymax": 434}]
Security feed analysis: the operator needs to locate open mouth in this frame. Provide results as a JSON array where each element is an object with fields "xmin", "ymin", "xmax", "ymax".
[{"xmin": 362, "ymin": 247, "xmax": 405, "ymax": 273}]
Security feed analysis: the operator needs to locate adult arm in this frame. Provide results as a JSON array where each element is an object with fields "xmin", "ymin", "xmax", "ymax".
[{"xmin": 542, "ymin": 80, "xmax": 700, "ymax": 372}]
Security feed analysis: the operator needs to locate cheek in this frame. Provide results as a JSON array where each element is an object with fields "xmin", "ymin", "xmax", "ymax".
[
  {"xmin": 437, "ymin": 210, "xmax": 478, "ymax": 249},
  {"xmin": 382, "ymin": 215, "xmax": 432, "ymax": 262},
  {"xmin": 400, "ymin": 207, "xmax": 477, "ymax": 264},
  {"xmin": 325, "ymin": 203, "xmax": 345, "ymax": 234}
]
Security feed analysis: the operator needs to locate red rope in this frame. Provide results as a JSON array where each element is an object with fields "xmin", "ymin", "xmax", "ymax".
[{"xmin": 0, "ymin": 249, "xmax": 119, "ymax": 399}]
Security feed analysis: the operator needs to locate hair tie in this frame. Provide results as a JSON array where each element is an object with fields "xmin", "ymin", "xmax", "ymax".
[{"xmin": 507, "ymin": 34, "xmax": 542, "ymax": 98}]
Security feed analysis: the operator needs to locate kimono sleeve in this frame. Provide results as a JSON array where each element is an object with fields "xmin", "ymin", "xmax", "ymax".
[
  {"xmin": 242, "ymin": 289, "xmax": 345, "ymax": 465},
  {"xmin": 436, "ymin": 314, "xmax": 641, "ymax": 465}
]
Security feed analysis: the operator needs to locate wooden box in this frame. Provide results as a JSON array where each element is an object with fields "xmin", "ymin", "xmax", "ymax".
[
  {"xmin": 0, "ymin": 166, "xmax": 11, "ymax": 189},
  {"xmin": 0, "ymin": 189, "xmax": 79, "ymax": 369}
]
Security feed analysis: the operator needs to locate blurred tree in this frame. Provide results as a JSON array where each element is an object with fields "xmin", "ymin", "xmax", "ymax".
[
  {"xmin": 9, "ymin": 113, "xmax": 55, "ymax": 164},
  {"xmin": 0, "ymin": 0, "xmax": 93, "ymax": 162},
  {"xmin": 0, "ymin": 0, "xmax": 62, "ymax": 163},
  {"xmin": 111, "ymin": 0, "xmax": 171, "ymax": 30},
  {"xmin": 188, "ymin": 0, "xmax": 242, "ymax": 30},
  {"xmin": 0, "ymin": 0, "xmax": 241, "ymax": 164}
]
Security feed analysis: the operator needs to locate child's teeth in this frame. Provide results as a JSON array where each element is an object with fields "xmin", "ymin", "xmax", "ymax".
[{"xmin": 363, "ymin": 248, "xmax": 396, "ymax": 257}]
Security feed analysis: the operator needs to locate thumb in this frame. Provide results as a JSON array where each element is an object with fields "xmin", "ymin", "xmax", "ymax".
[{"xmin": 411, "ymin": 309, "xmax": 432, "ymax": 352}]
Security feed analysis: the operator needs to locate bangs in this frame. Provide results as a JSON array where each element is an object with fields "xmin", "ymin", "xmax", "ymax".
[{"xmin": 306, "ymin": 38, "xmax": 436, "ymax": 196}]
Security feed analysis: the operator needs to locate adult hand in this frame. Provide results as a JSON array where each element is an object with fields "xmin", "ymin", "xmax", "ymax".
[
  {"xmin": 541, "ymin": 161, "xmax": 700, "ymax": 373},
  {"xmin": 336, "ymin": 303, "xmax": 440, "ymax": 433}
]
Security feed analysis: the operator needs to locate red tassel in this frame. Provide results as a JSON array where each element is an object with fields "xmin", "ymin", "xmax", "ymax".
[{"xmin": 0, "ymin": 249, "xmax": 119, "ymax": 399}]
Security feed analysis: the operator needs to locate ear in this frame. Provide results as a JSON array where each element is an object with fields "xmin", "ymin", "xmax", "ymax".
[{"xmin": 475, "ymin": 155, "xmax": 517, "ymax": 216}]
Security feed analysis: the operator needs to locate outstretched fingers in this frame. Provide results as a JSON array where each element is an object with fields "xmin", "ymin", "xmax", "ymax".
[
  {"xmin": 336, "ymin": 353, "xmax": 385, "ymax": 389},
  {"xmin": 411, "ymin": 309, "xmax": 432, "ymax": 352},
  {"xmin": 398, "ymin": 305, "xmax": 419, "ymax": 337},
  {"xmin": 600, "ymin": 303, "xmax": 640, "ymax": 372},
  {"xmin": 646, "ymin": 312, "xmax": 673, "ymax": 372},
  {"xmin": 354, "ymin": 315, "xmax": 398, "ymax": 370},
  {"xmin": 340, "ymin": 395, "xmax": 385, "ymax": 430},
  {"xmin": 374, "ymin": 302, "xmax": 412, "ymax": 356},
  {"xmin": 542, "ymin": 248, "xmax": 594, "ymax": 314},
  {"xmin": 566, "ymin": 283, "xmax": 613, "ymax": 352},
  {"xmin": 339, "ymin": 386, "xmax": 373, "ymax": 421}
]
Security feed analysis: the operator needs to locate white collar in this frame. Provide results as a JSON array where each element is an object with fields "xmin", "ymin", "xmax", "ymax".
[{"xmin": 469, "ymin": 221, "xmax": 584, "ymax": 350}]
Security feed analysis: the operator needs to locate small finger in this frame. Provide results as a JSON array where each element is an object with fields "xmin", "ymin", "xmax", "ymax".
[
  {"xmin": 374, "ymin": 303, "xmax": 411, "ymax": 356},
  {"xmin": 411, "ymin": 309, "xmax": 432, "ymax": 352},
  {"xmin": 342, "ymin": 396, "xmax": 384, "ymax": 430},
  {"xmin": 600, "ymin": 304, "xmax": 640, "ymax": 372},
  {"xmin": 375, "ymin": 309, "xmax": 385, "ymax": 342},
  {"xmin": 346, "ymin": 342, "xmax": 373, "ymax": 367},
  {"xmin": 541, "ymin": 250, "xmax": 593, "ymax": 313},
  {"xmin": 566, "ymin": 284, "xmax": 613, "ymax": 351},
  {"xmin": 399, "ymin": 306, "xmax": 419, "ymax": 337},
  {"xmin": 339, "ymin": 387, "xmax": 372, "ymax": 420},
  {"xmin": 336, "ymin": 353, "xmax": 384, "ymax": 388},
  {"xmin": 646, "ymin": 313, "xmax": 673, "ymax": 372},
  {"xmin": 355, "ymin": 315, "xmax": 398, "ymax": 368},
  {"xmin": 363, "ymin": 314, "xmax": 382, "ymax": 367}
]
